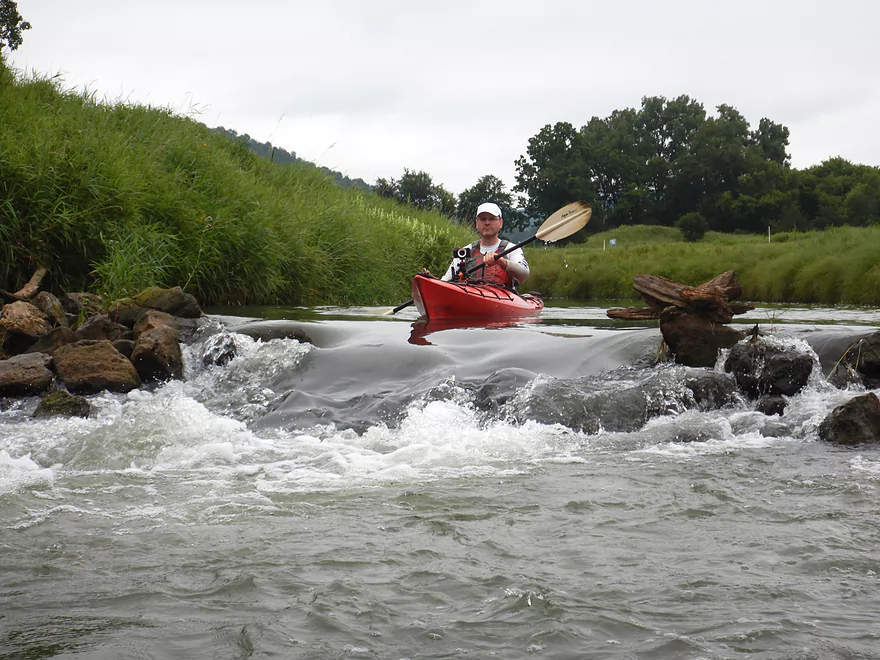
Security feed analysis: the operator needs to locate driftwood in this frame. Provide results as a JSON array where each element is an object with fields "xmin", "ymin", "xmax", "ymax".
[
  {"xmin": 608, "ymin": 270, "xmax": 754, "ymax": 324},
  {"xmin": 1, "ymin": 267, "xmax": 49, "ymax": 302}
]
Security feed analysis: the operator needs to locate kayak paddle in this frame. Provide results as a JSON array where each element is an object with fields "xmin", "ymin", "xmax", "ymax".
[{"xmin": 387, "ymin": 201, "xmax": 592, "ymax": 315}]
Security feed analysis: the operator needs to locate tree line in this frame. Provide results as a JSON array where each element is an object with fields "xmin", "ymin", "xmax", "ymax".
[{"xmin": 378, "ymin": 95, "xmax": 880, "ymax": 238}]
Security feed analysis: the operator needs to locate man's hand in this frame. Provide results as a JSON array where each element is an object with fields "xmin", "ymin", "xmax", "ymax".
[{"xmin": 483, "ymin": 253, "xmax": 506, "ymax": 269}]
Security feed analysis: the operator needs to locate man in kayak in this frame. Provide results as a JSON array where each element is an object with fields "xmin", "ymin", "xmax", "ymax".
[{"xmin": 441, "ymin": 202, "xmax": 530, "ymax": 289}]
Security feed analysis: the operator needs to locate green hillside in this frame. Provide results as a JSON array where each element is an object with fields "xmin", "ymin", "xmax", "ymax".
[{"xmin": 0, "ymin": 60, "xmax": 473, "ymax": 305}]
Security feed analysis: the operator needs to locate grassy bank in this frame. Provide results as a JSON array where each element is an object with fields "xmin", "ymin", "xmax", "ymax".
[
  {"xmin": 0, "ymin": 61, "xmax": 473, "ymax": 305},
  {"xmin": 526, "ymin": 225, "xmax": 880, "ymax": 305}
]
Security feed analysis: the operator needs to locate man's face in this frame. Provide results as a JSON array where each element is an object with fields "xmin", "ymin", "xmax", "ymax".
[{"xmin": 476, "ymin": 212, "xmax": 502, "ymax": 239}]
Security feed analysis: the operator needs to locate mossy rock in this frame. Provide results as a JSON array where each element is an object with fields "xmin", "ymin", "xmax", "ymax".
[{"xmin": 33, "ymin": 390, "xmax": 91, "ymax": 419}]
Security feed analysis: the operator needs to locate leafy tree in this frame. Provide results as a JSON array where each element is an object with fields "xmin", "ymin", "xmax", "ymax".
[
  {"xmin": 845, "ymin": 183, "xmax": 879, "ymax": 225},
  {"xmin": 749, "ymin": 117, "xmax": 790, "ymax": 165},
  {"xmin": 456, "ymin": 174, "xmax": 529, "ymax": 230},
  {"xmin": 514, "ymin": 122, "xmax": 596, "ymax": 222},
  {"xmin": 434, "ymin": 185, "xmax": 457, "ymax": 218},
  {"xmin": 676, "ymin": 212, "xmax": 709, "ymax": 242},
  {"xmin": 373, "ymin": 177, "xmax": 397, "ymax": 199},
  {"xmin": 396, "ymin": 169, "xmax": 437, "ymax": 209},
  {"xmin": 0, "ymin": 0, "xmax": 30, "ymax": 51},
  {"xmin": 373, "ymin": 168, "xmax": 456, "ymax": 217}
]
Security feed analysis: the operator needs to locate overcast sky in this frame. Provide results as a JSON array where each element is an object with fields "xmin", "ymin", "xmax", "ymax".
[{"xmin": 8, "ymin": 1, "xmax": 880, "ymax": 195}]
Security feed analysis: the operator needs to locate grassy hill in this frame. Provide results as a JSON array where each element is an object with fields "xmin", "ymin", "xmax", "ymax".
[{"xmin": 0, "ymin": 60, "xmax": 473, "ymax": 306}]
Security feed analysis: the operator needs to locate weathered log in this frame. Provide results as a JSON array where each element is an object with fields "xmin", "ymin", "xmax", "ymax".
[
  {"xmin": 606, "ymin": 307, "xmax": 661, "ymax": 320},
  {"xmin": 613, "ymin": 270, "xmax": 753, "ymax": 324},
  {"xmin": 0, "ymin": 267, "xmax": 49, "ymax": 302}
]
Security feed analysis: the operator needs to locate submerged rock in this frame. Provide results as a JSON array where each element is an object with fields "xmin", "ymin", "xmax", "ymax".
[
  {"xmin": 756, "ymin": 396, "xmax": 787, "ymax": 416},
  {"xmin": 33, "ymin": 390, "xmax": 91, "ymax": 419},
  {"xmin": 724, "ymin": 339, "xmax": 813, "ymax": 398},
  {"xmin": 818, "ymin": 392, "xmax": 880, "ymax": 446},
  {"xmin": 201, "ymin": 331, "xmax": 240, "ymax": 367}
]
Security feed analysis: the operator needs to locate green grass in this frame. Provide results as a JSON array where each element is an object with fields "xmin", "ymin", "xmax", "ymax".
[
  {"xmin": 526, "ymin": 225, "xmax": 880, "ymax": 304},
  {"xmin": 0, "ymin": 61, "xmax": 473, "ymax": 305}
]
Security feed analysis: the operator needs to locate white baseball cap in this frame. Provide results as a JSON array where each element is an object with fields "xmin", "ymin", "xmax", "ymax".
[{"xmin": 476, "ymin": 202, "xmax": 503, "ymax": 218}]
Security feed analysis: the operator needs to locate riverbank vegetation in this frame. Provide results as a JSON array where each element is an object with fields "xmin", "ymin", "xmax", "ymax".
[
  {"xmin": 525, "ymin": 225, "xmax": 880, "ymax": 305},
  {"xmin": 0, "ymin": 60, "xmax": 473, "ymax": 305}
]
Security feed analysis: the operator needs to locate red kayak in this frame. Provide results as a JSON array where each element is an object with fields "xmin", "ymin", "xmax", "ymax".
[{"xmin": 411, "ymin": 274, "xmax": 544, "ymax": 320}]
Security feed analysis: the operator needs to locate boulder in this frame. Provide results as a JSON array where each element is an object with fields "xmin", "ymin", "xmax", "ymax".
[
  {"xmin": 131, "ymin": 311, "xmax": 183, "ymax": 382},
  {"xmin": 61, "ymin": 292, "xmax": 104, "ymax": 318},
  {"xmin": 0, "ymin": 353, "xmax": 55, "ymax": 396},
  {"xmin": 33, "ymin": 390, "xmax": 91, "ymax": 419},
  {"xmin": 681, "ymin": 370, "xmax": 742, "ymax": 410},
  {"xmin": 31, "ymin": 292, "xmax": 69, "ymax": 327},
  {"xmin": 112, "ymin": 339, "xmax": 136, "ymax": 359},
  {"xmin": 24, "ymin": 327, "xmax": 77, "ymax": 355},
  {"xmin": 724, "ymin": 340, "xmax": 813, "ymax": 398},
  {"xmin": 132, "ymin": 308, "xmax": 199, "ymax": 340},
  {"xmin": 1, "ymin": 300, "xmax": 52, "ymax": 338},
  {"xmin": 818, "ymin": 393, "xmax": 880, "ymax": 446},
  {"xmin": 107, "ymin": 286, "xmax": 201, "ymax": 326},
  {"xmin": 74, "ymin": 313, "xmax": 132, "ymax": 342},
  {"xmin": 660, "ymin": 308, "xmax": 744, "ymax": 367},
  {"xmin": 52, "ymin": 340, "xmax": 141, "ymax": 394}
]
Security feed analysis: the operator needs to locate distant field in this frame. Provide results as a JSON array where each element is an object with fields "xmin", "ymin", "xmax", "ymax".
[{"xmin": 525, "ymin": 225, "xmax": 880, "ymax": 305}]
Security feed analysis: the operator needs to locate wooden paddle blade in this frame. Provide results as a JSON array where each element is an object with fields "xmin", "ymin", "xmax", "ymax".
[{"xmin": 535, "ymin": 201, "xmax": 592, "ymax": 242}]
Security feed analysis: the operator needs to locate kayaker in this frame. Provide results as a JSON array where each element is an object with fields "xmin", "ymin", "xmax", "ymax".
[{"xmin": 441, "ymin": 202, "xmax": 530, "ymax": 289}]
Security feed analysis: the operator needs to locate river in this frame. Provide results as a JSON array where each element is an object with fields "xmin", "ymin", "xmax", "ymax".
[{"xmin": 1, "ymin": 303, "xmax": 879, "ymax": 659}]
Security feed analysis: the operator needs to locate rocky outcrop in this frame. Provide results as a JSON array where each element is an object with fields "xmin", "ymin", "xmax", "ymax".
[
  {"xmin": 52, "ymin": 340, "xmax": 141, "ymax": 394},
  {"xmin": 33, "ymin": 390, "xmax": 91, "ymax": 419},
  {"xmin": 107, "ymin": 286, "xmax": 202, "ymax": 326},
  {"xmin": 0, "ymin": 280, "xmax": 208, "ymax": 400},
  {"xmin": 724, "ymin": 340, "xmax": 813, "ymax": 398},
  {"xmin": 0, "ymin": 353, "xmax": 55, "ymax": 396},
  {"xmin": 818, "ymin": 393, "xmax": 880, "ymax": 446}
]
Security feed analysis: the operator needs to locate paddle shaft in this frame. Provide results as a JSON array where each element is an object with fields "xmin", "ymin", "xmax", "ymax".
[{"xmin": 390, "ymin": 235, "xmax": 537, "ymax": 314}]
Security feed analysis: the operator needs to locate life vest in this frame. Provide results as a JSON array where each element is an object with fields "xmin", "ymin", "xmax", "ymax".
[{"xmin": 460, "ymin": 240, "xmax": 514, "ymax": 288}]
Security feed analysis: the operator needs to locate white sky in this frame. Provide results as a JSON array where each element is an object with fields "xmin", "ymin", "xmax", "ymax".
[{"xmin": 8, "ymin": 0, "xmax": 880, "ymax": 195}]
